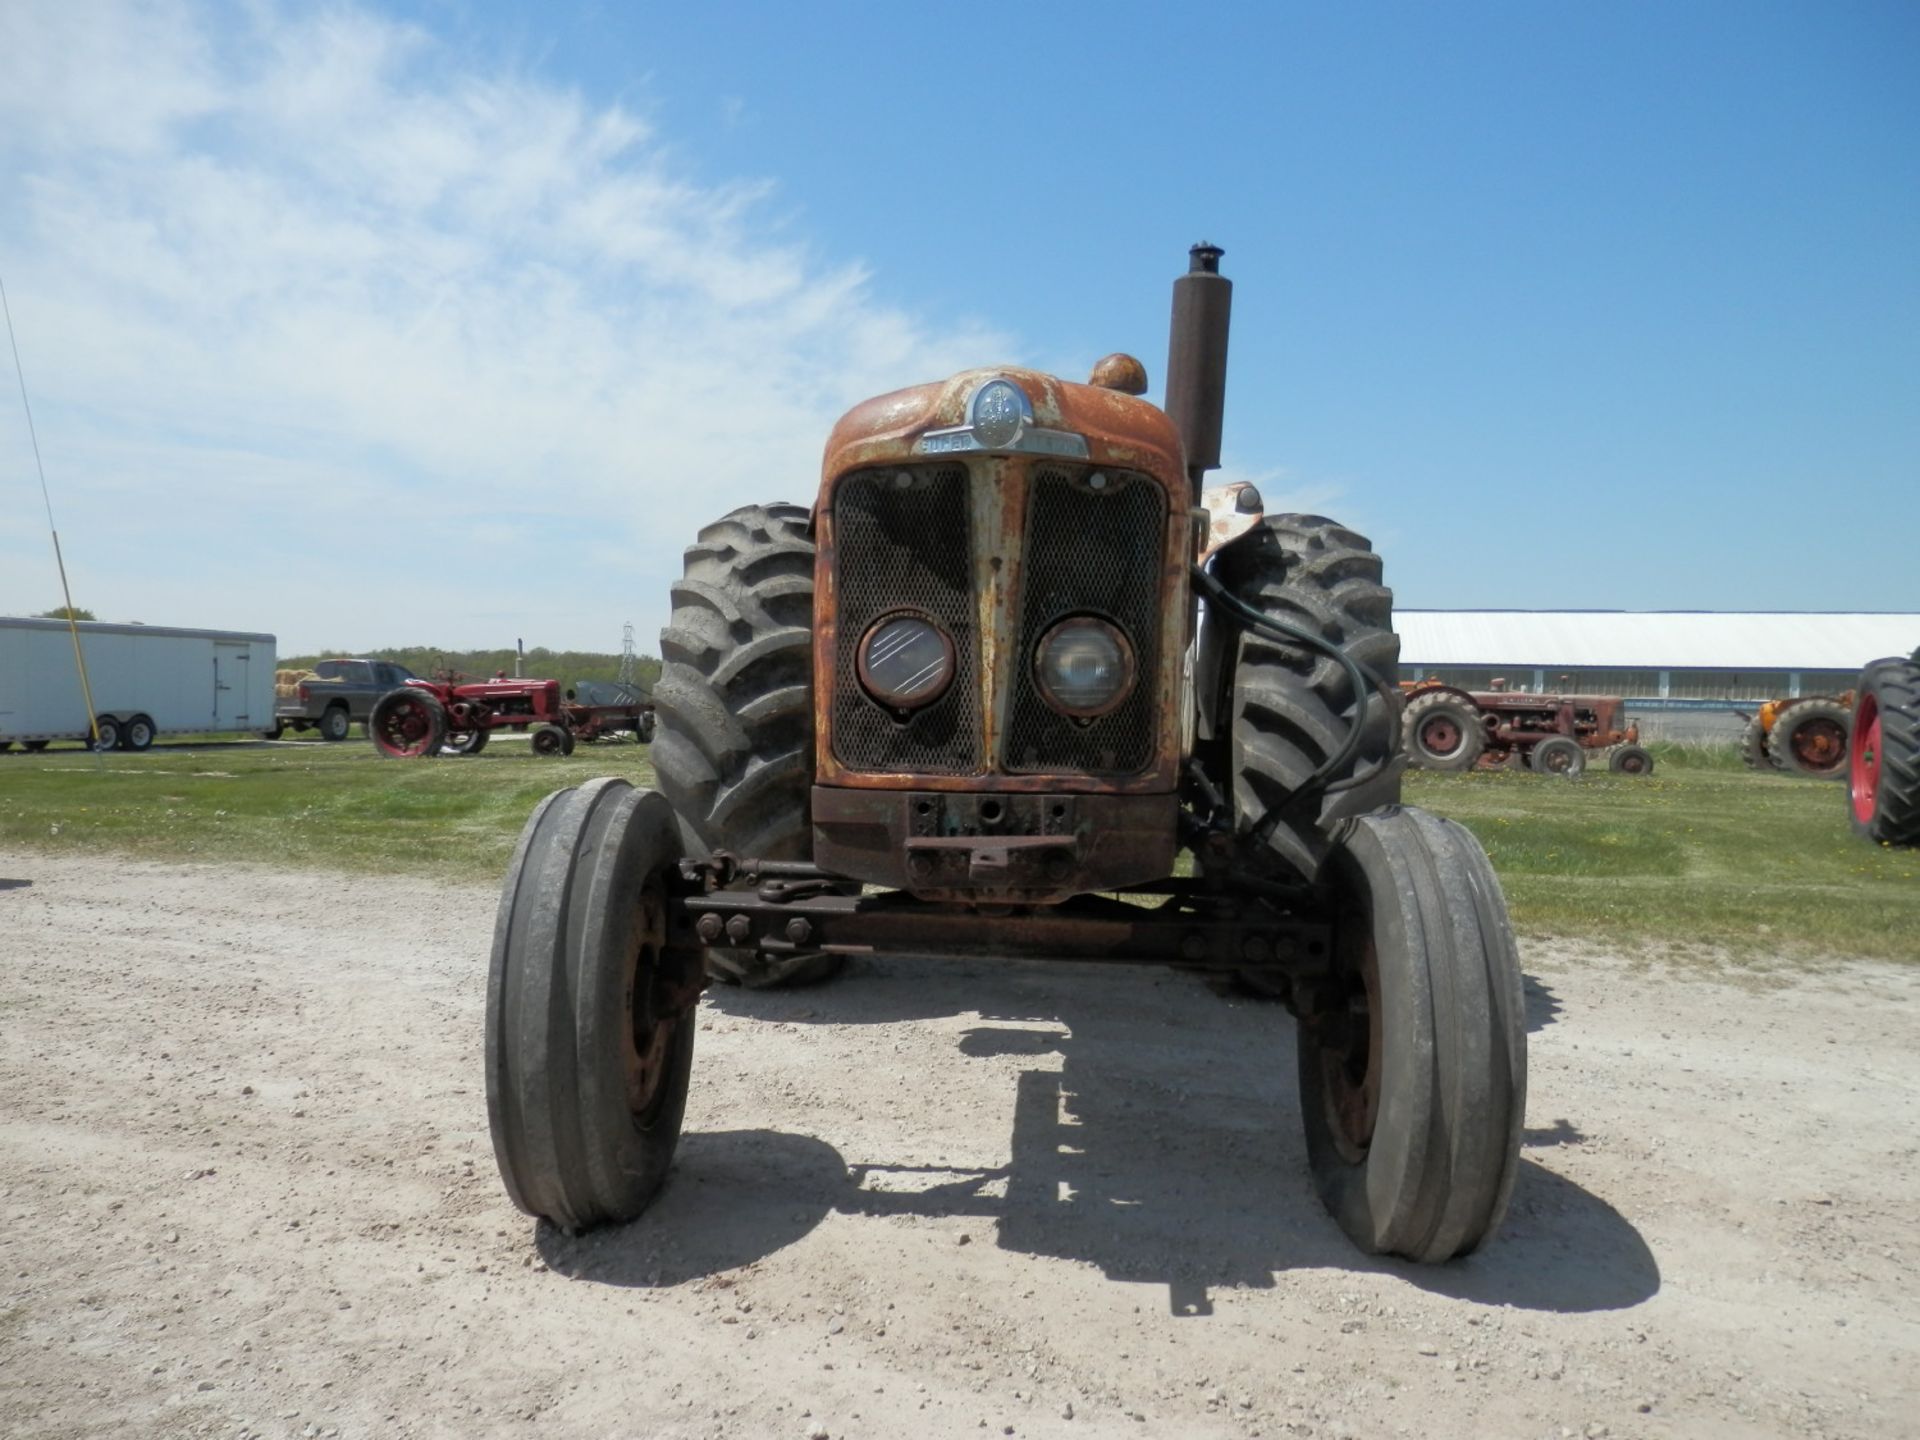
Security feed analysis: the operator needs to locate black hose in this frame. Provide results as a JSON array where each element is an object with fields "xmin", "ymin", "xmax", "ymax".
[{"xmin": 1191, "ymin": 564, "xmax": 1401, "ymax": 835}]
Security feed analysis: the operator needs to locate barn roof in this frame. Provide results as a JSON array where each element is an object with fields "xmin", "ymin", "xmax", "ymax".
[{"xmin": 1395, "ymin": 611, "xmax": 1919, "ymax": 671}]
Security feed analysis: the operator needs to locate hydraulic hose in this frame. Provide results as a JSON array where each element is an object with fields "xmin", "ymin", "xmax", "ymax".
[{"xmin": 1190, "ymin": 564, "xmax": 1403, "ymax": 834}]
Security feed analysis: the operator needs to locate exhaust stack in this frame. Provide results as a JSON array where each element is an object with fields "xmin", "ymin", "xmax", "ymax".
[{"xmin": 1163, "ymin": 242, "xmax": 1232, "ymax": 501}]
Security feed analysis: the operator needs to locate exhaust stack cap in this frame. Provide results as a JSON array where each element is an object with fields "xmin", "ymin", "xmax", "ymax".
[{"xmin": 1164, "ymin": 240, "xmax": 1232, "ymax": 486}]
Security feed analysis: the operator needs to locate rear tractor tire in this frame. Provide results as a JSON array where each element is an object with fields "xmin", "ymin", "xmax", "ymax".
[
  {"xmin": 1850, "ymin": 655, "xmax": 1920, "ymax": 846},
  {"xmin": 370, "ymin": 689, "xmax": 448, "ymax": 759},
  {"xmin": 1768, "ymin": 698, "xmax": 1850, "ymax": 780},
  {"xmin": 1213, "ymin": 513, "xmax": 1402, "ymax": 884},
  {"xmin": 1401, "ymin": 689, "xmax": 1486, "ymax": 772},
  {"xmin": 1529, "ymin": 736, "xmax": 1585, "ymax": 778},
  {"xmin": 1608, "ymin": 743, "xmax": 1654, "ymax": 776},
  {"xmin": 1297, "ymin": 807, "xmax": 1526, "ymax": 1262},
  {"xmin": 652, "ymin": 502, "xmax": 844, "ymax": 989},
  {"xmin": 487, "ymin": 780, "xmax": 698, "ymax": 1230}
]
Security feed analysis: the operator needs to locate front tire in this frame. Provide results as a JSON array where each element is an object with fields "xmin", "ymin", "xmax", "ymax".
[
  {"xmin": 1608, "ymin": 743, "xmax": 1654, "ymax": 776},
  {"xmin": 370, "ymin": 690, "xmax": 448, "ymax": 758},
  {"xmin": 1298, "ymin": 807, "xmax": 1526, "ymax": 1262},
  {"xmin": 486, "ymin": 780, "xmax": 697, "ymax": 1230},
  {"xmin": 1529, "ymin": 736, "xmax": 1584, "ymax": 777},
  {"xmin": 652, "ymin": 502, "xmax": 842, "ymax": 988}
]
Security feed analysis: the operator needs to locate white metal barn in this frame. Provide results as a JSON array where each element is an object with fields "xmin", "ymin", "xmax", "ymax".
[
  {"xmin": 0, "ymin": 617, "xmax": 277, "ymax": 750},
  {"xmin": 1397, "ymin": 611, "xmax": 1920, "ymax": 740}
]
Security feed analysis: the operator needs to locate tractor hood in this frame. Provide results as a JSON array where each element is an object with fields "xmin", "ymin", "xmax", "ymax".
[{"xmin": 821, "ymin": 366, "xmax": 1184, "ymax": 485}]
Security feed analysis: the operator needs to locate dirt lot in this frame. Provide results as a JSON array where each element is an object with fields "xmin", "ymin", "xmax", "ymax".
[{"xmin": 2, "ymin": 848, "xmax": 1916, "ymax": 1440}]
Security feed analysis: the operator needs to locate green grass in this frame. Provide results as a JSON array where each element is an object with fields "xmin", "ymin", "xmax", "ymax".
[
  {"xmin": 1406, "ymin": 748, "xmax": 1919, "ymax": 962},
  {"xmin": 1, "ymin": 738, "xmax": 1913, "ymax": 962},
  {"xmin": 0, "ymin": 736, "xmax": 655, "ymax": 882}
]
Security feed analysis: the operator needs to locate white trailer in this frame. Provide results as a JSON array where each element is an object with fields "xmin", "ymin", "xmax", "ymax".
[{"xmin": 0, "ymin": 617, "xmax": 277, "ymax": 751}]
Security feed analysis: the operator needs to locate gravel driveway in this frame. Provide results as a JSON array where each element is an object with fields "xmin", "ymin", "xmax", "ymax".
[{"xmin": 2, "ymin": 848, "xmax": 1916, "ymax": 1439}]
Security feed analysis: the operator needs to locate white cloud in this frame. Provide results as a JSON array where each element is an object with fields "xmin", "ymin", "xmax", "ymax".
[{"xmin": 0, "ymin": 0, "xmax": 1008, "ymax": 653}]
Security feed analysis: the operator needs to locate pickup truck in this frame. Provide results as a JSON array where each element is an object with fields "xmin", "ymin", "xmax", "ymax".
[{"xmin": 272, "ymin": 658, "xmax": 417, "ymax": 741}]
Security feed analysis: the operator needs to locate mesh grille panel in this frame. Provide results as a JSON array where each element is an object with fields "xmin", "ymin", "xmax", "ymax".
[
  {"xmin": 1004, "ymin": 468, "xmax": 1165, "ymax": 774},
  {"xmin": 831, "ymin": 465, "xmax": 984, "ymax": 774}
]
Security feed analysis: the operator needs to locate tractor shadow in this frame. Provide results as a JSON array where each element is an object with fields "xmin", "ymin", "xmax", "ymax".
[{"xmin": 567, "ymin": 958, "xmax": 1653, "ymax": 1315}]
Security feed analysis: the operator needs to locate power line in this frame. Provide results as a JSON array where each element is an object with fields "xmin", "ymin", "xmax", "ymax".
[{"xmin": 2, "ymin": 272, "xmax": 103, "ymax": 749}]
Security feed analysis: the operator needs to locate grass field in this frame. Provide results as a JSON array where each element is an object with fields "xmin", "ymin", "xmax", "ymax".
[{"xmin": 1, "ymin": 737, "xmax": 1913, "ymax": 961}]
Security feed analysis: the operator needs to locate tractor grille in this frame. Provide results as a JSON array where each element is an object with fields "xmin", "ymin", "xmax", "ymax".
[
  {"xmin": 831, "ymin": 464, "xmax": 984, "ymax": 774},
  {"xmin": 1003, "ymin": 467, "xmax": 1165, "ymax": 774}
]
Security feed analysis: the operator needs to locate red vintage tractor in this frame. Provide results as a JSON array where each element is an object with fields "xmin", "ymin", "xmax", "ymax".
[
  {"xmin": 369, "ymin": 676, "xmax": 654, "ymax": 759},
  {"xmin": 1399, "ymin": 679, "xmax": 1651, "ymax": 778}
]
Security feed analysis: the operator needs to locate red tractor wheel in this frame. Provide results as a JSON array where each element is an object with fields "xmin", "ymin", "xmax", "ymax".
[
  {"xmin": 1401, "ymin": 690, "xmax": 1486, "ymax": 772},
  {"xmin": 371, "ymin": 689, "xmax": 449, "ymax": 759},
  {"xmin": 1850, "ymin": 655, "xmax": 1920, "ymax": 845}
]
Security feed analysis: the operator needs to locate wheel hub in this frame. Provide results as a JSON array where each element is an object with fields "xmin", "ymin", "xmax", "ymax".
[
  {"xmin": 1791, "ymin": 718, "xmax": 1846, "ymax": 769},
  {"xmin": 1319, "ymin": 935, "xmax": 1382, "ymax": 1163},
  {"xmin": 623, "ymin": 882, "xmax": 675, "ymax": 1122},
  {"xmin": 1419, "ymin": 716, "xmax": 1462, "ymax": 756}
]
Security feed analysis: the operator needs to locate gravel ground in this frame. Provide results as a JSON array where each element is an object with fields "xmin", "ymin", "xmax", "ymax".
[{"xmin": 2, "ymin": 847, "xmax": 1917, "ymax": 1440}]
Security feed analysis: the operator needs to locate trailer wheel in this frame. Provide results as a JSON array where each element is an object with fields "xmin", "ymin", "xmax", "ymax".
[
  {"xmin": 1529, "ymin": 736, "xmax": 1584, "ymax": 777},
  {"xmin": 91, "ymin": 717, "xmax": 122, "ymax": 752},
  {"xmin": 122, "ymin": 715, "xmax": 156, "ymax": 752},
  {"xmin": 652, "ymin": 502, "xmax": 844, "ymax": 989},
  {"xmin": 1769, "ymin": 698, "xmax": 1850, "ymax": 779},
  {"xmin": 370, "ymin": 689, "xmax": 448, "ymax": 759},
  {"xmin": 1297, "ymin": 807, "xmax": 1525, "ymax": 1262},
  {"xmin": 260, "ymin": 721, "xmax": 286, "ymax": 741},
  {"xmin": 531, "ymin": 724, "xmax": 574, "ymax": 757},
  {"xmin": 1607, "ymin": 743, "xmax": 1654, "ymax": 776},
  {"xmin": 318, "ymin": 705, "xmax": 352, "ymax": 743},
  {"xmin": 1740, "ymin": 714, "xmax": 1772, "ymax": 771},
  {"xmin": 22, "ymin": 740, "xmax": 48, "ymax": 753},
  {"xmin": 1401, "ymin": 690, "xmax": 1485, "ymax": 772},
  {"xmin": 444, "ymin": 729, "xmax": 491, "ymax": 756},
  {"xmin": 487, "ymin": 780, "xmax": 698, "ymax": 1231},
  {"xmin": 1213, "ymin": 514, "xmax": 1401, "ymax": 883},
  {"xmin": 1850, "ymin": 655, "xmax": 1920, "ymax": 846}
]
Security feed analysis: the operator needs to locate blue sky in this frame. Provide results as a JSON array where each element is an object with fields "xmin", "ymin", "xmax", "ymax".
[{"xmin": 1, "ymin": 0, "xmax": 1914, "ymax": 655}]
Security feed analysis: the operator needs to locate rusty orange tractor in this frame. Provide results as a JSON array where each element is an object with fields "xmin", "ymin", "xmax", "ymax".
[
  {"xmin": 482, "ymin": 245, "xmax": 1527, "ymax": 1267},
  {"xmin": 1738, "ymin": 693, "xmax": 1853, "ymax": 779}
]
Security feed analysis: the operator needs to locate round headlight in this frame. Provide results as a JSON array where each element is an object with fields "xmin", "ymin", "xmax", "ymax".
[
  {"xmin": 1035, "ymin": 617, "xmax": 1134, "ymax": 719},
  {"xmin": 858, "ymin": 614, "xmax": 955, "ymax": 709}
]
